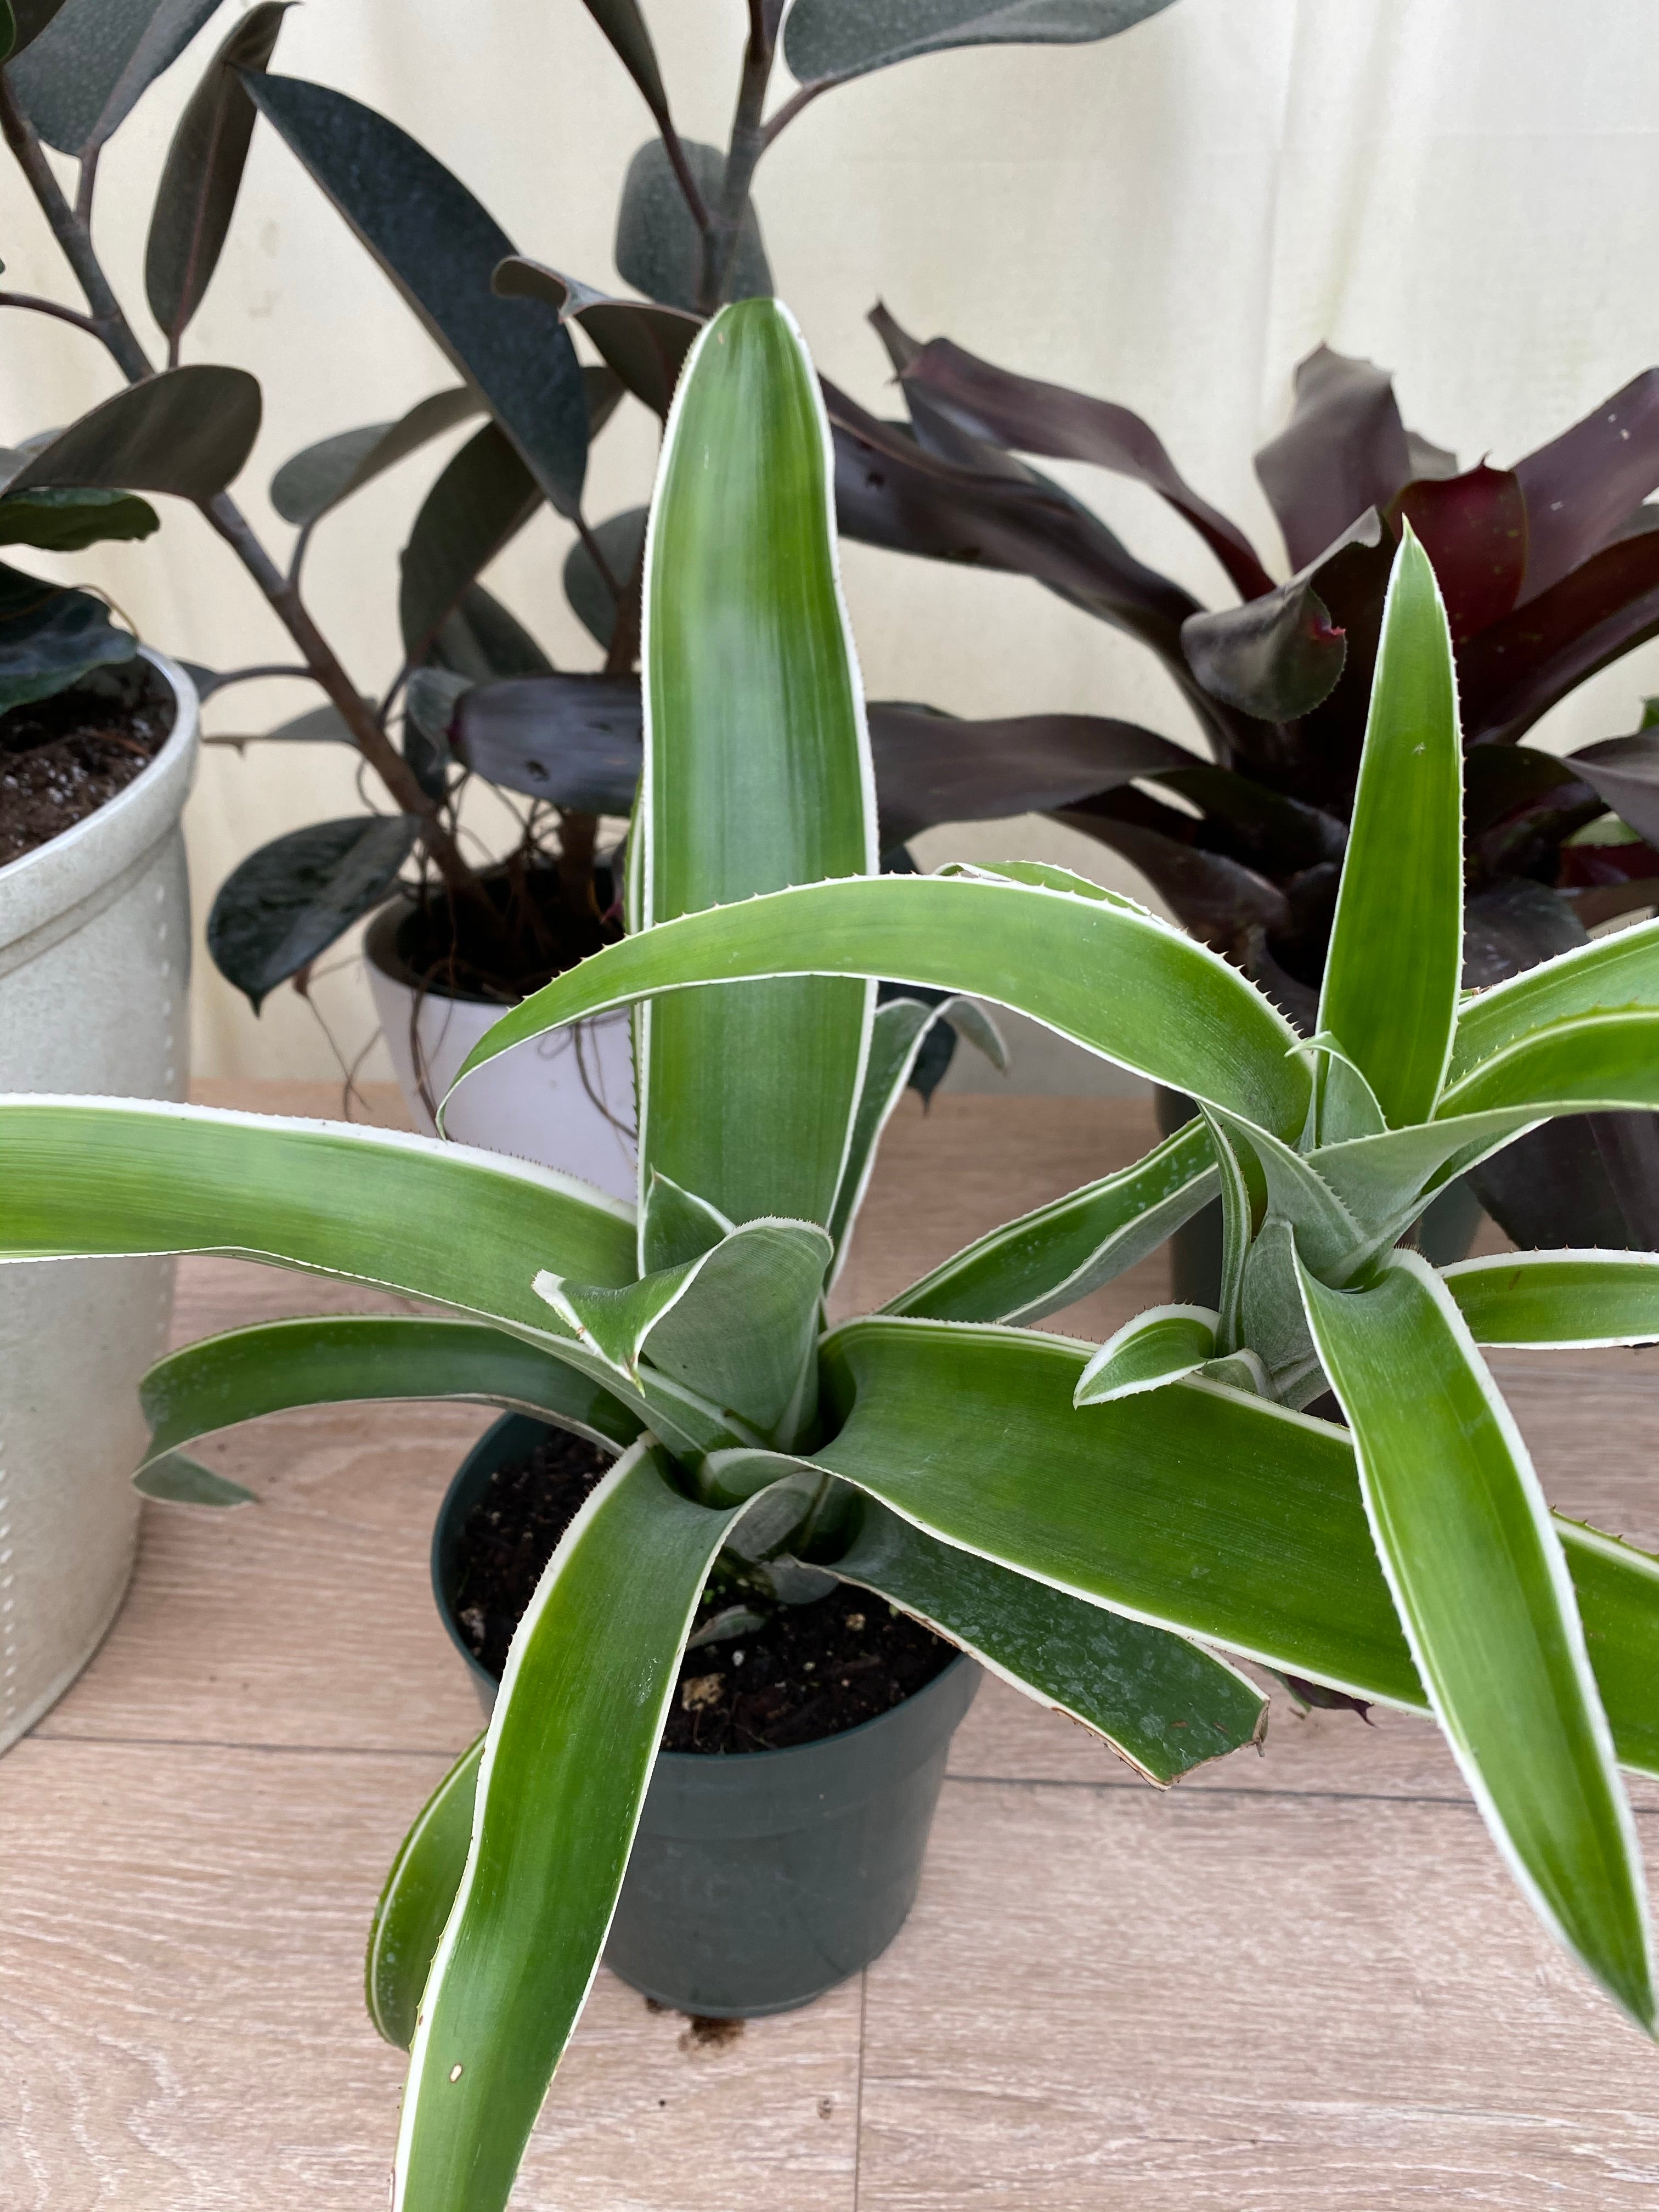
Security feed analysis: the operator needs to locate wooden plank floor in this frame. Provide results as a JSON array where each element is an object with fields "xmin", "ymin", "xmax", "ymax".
[{"xmin": 6, "ymin": 1082, "xmax": 1659, "ymax": 2208}]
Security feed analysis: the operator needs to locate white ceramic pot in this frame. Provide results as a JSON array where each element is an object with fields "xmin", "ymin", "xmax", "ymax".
[
  {"xmin": 364, "ymin": 902, "xmax": 636, "ymax": 1203},
  {"xmin": 0, "ymin": 650, "xmax": 198, "ymax": 1751}
]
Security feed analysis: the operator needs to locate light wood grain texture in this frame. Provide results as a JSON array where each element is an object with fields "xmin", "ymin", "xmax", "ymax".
[
  {"xmin": 8, "ymin": 1080, "xmax": 1659, "ymax": 2208},
  {"xmin": 0, "ymin": 1741, "xmax": 860, "ymax": 2211},
  {"xmin": 861, "ymin": 1780, "xmax": 1659, "ymax": 2211}
]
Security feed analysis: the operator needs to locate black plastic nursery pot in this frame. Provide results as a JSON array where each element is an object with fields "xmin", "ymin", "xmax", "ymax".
[{"xmin": 433, "ymin": 1414, "xmax": 980, "ymax": 2018}]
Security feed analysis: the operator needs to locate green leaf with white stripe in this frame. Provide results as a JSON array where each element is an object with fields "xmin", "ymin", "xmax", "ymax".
[
  {"xmin": 369, "ymin": 1736, "xmax": 484, "ymax": 2051},
  {"xmin": 804, "ymin": 1316, "xmax": 1659, "ymax": 1774},
  {"xmin": 1207, "ymin": 1107, "xmax": 1363, "ymax": 1275},
  {"xmin": 1073, "ymin": 1306, "xmax": 1217, "ymax": 1405},
  {"xmin": 639, "ymin": 1170, "xmax": 730, "ymax": 1273},
  {"xmin": 1451, "ymin": 912, "xmax": 1659, "ymax": 1084},
  {"xmin": 1442, "ymin": 1251, "xmax": 1659, "ymax": 1348},
  {"xmin": 1298, "ymin": 1249, "xmax": 1654, "ymax": 2028},
  {"xmin": 886, "ymin": 1118, "xmax": 1215, "ymax": 1325},
  {"xmin": 1317, "ymin": 525, "xmax": 1463, "ymax": 1130},
  {"xmin": 636, "ymin": 298, "xmax": 875, "ymax": 1236},
  {"xmin": 138, "ymin": 1316, "xmax": 643, "ymax": 1492},
  {"xmin": 0, "ymin": 1101, "xmax": 636, "ymax": 1335},
  {"xmin": 1438, "ymin": 1012, "xmax": 1659, "ymax": 1120},
  {"xmin": 134, "ymin": 1453, "xmax": 255, "ymax": 1506},
  {"xmin": 452, "ymin": 874, "xmax": 1312, "ymax": 1142},
  {"xmin": 1310, "ymin": 1109, "xmax": 1544, "ymax": 1242},
  {"xmin": 539, "ymin": 1218, "xmax": 832, "ymax": 1444},
  {"xmin": 828, "ymin": 996, "xmax": 967, "ymax": 1263},
  {"xmin": 831, "ymin": 1498, "xmax": 1266, "ymax": 1785},
  {"xmin": 394, "ymin": 1445, "xmax": 801, "ymax": 2212}
]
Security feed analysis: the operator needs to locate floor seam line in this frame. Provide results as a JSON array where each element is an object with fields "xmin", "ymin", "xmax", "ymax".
[
  {"xmin": 942, "ymin": 1771, "xmax": 1659, "ymax": 1813},
  {"xmin": 25, "ymin": 1731, "xmax": 459, "ymax": 1758},
  {"xmin": 852, "ymin": 1965, "xmax": 868, "ymax": 2212}
]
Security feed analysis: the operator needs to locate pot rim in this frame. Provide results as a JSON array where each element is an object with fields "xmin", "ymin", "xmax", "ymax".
[
  {"xmin": 0, "ymin": 647, "xmax": 198, "ymax": 941},
  {"xmin": 432, "ymin": 1410, "xmax": 973, "ymax": 1768}
]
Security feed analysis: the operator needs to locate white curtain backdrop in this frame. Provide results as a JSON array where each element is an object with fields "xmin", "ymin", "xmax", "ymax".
[{"xmin": 3, "ymin": 0, "xmax": 1657, "ymax": 1081}]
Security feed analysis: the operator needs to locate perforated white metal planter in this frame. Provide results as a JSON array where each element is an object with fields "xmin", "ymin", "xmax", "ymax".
[{"xmin": 0, "ymin": 652, "xmax": 197, "ymax": 1750}]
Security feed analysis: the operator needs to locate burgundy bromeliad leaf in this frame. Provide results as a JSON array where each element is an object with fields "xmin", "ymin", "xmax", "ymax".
[
  {"xmin": 897, "ymin": 329, "xmax": 1275, "ymax": 600},
  {"xmin": 1562, "ymin": 728, "xmax": 1659, "ymax": 851},
  {"xmin": 824, "ymin": 381, "xmax": 1255, "ymax": 762},
  {"xmin": 1254, "ymin": 347, "xmax": 1415, "ymax": 572},
  {"xmin": 862, "ymin": 704, "xmax": 1197, "ymax": 845},
  {"xmin": 1058, "ymin": 787, "xmax": 1291, "ymax": 955},
  {"xmin": 1513, "ymin": 369, "xmax": 1659, "ymax": 602},
  {"xmin": 1178, "ymin": 511, "xmax": 1389, "ymax": 727},
  {"xmin": 1457, "ymin": 529, "xmax": 1659, "ymax": 743},
  {"xmin": 1393, "ymin": 465, "xmax": 1527, "ymax": 641}
]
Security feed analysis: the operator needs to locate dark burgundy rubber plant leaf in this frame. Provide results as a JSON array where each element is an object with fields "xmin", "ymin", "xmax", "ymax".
[
  {"xmin": 207, "ymin": 814, "xmax": 421, "ymax": 1011},
  {"xmin": 493, "ymin": 259, "xmax": 700, "ymax": 419},
  {"xmin": 614, "ymin": 138, "xmax": 769, "ymax": 314},
  {"xmin": 7, "ymin": 364, "xmax": 261, "ymax": 500},
  {"xmin": 245, "ymin": 72, "xmax": 588, "ymax": 517},
  {"xmin": 453, "ymin": 675, "xmax": 642, "ymax": 812},
  {"xmin": 10, "ymin": 0, "xmax": 226, "ymax": 158},
  {"xmin": 1513, "ymin": 369, "xmax": 1659, "ymax": 602},
  {"xmin": 268, "ymin": 387, "xmax": 484, "ymax": 531},
  {"xmin": 428, "ymin": 583, "xmax": 553, "ymax": 686},
  {"xmin": 397, "ymin": 422, "xmax": 542, "ymax": 668},
  {"xmin": 1392, "ymin": 465, "xmax": 1526, "ymax": 642},
  {"xmin": 577, "ymin": 0, "xmax": 671, "ymax": 127},
  {"xmin": 784, "ymin": 0, "xmax": 1177, "ymax": 84},
  {"xmin": 1456, "ymin": 529, "xmax": 1659, "ymax": 744},
  {"xmin": 1254, "ymin": 346, "xmax": 1415, "ymax": 572},
  {"xmin": 897, "ymin": 330, "xmax": 1274, "ymax": 600},
  {"xmin": 144, "ymin": 1, "xmax": 290, "ymax": 349}
]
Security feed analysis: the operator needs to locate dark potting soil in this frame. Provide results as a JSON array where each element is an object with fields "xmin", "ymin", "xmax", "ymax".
[
  {"xmin": 0, "ymin": 662, "xmax": 174, "ymax": 867},
  {"xmin": 388, "ymin": 862, "xmax": 620, "ymax": 1003},
  {"xmin": 449, "ymin": 1433, "xmax": 957, "ymax": 1754}
]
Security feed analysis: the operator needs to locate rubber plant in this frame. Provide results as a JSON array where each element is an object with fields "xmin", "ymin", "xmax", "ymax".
[
  {"xmin": 0, "ymin": 0, "xmax": 1179, "ymax": 1031},
  {"xmin": 832, "ymin": 315, "xmax": 1659, "ymax": 1247},
  {"xmin": 7, "ymin": 303, "xmax": 1659, "ymax": 2206}
]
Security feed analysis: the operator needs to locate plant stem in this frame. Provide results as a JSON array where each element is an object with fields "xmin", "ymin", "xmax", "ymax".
[
  {"xmin": 0, "ymin": 78, "xmax": 152, "ymax": 379},
  {"xmin": 0, "ymin": 69, "xmax": 481, "ymax": 895},
  {"xmin": 758, "ymin": 74, "xmax": 838, "ymax": 153},
  {"xmin": 200, "ymin": 662, "xmax": 317, "ymax": 694},
  {"xmin": 657, "ymin": 120, "xmax": 712, "ymax": 235},
  {"xmin": 556, "ymin": 809, "xmax": 597, "ymax": 915},
  {"xmin": 697, "ymin": 0, "xmax": 777, "ymax": 314},
  {"xmin": 197, "ymin": 495, "xmax": 472, "ymax": 884},
  {"xmin": 0, "ymin": 288, "xmax": 102, "ymax": 336}
]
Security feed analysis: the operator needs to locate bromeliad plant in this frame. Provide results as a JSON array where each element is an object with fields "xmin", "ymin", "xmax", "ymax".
[
  {"xmin": 8, "ymin": 303, "xmax": 1659, "ymax": 2206},
  {"xmin": 833, "ymin": 320, "xmax": 1659, "ymax": 1248}
]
